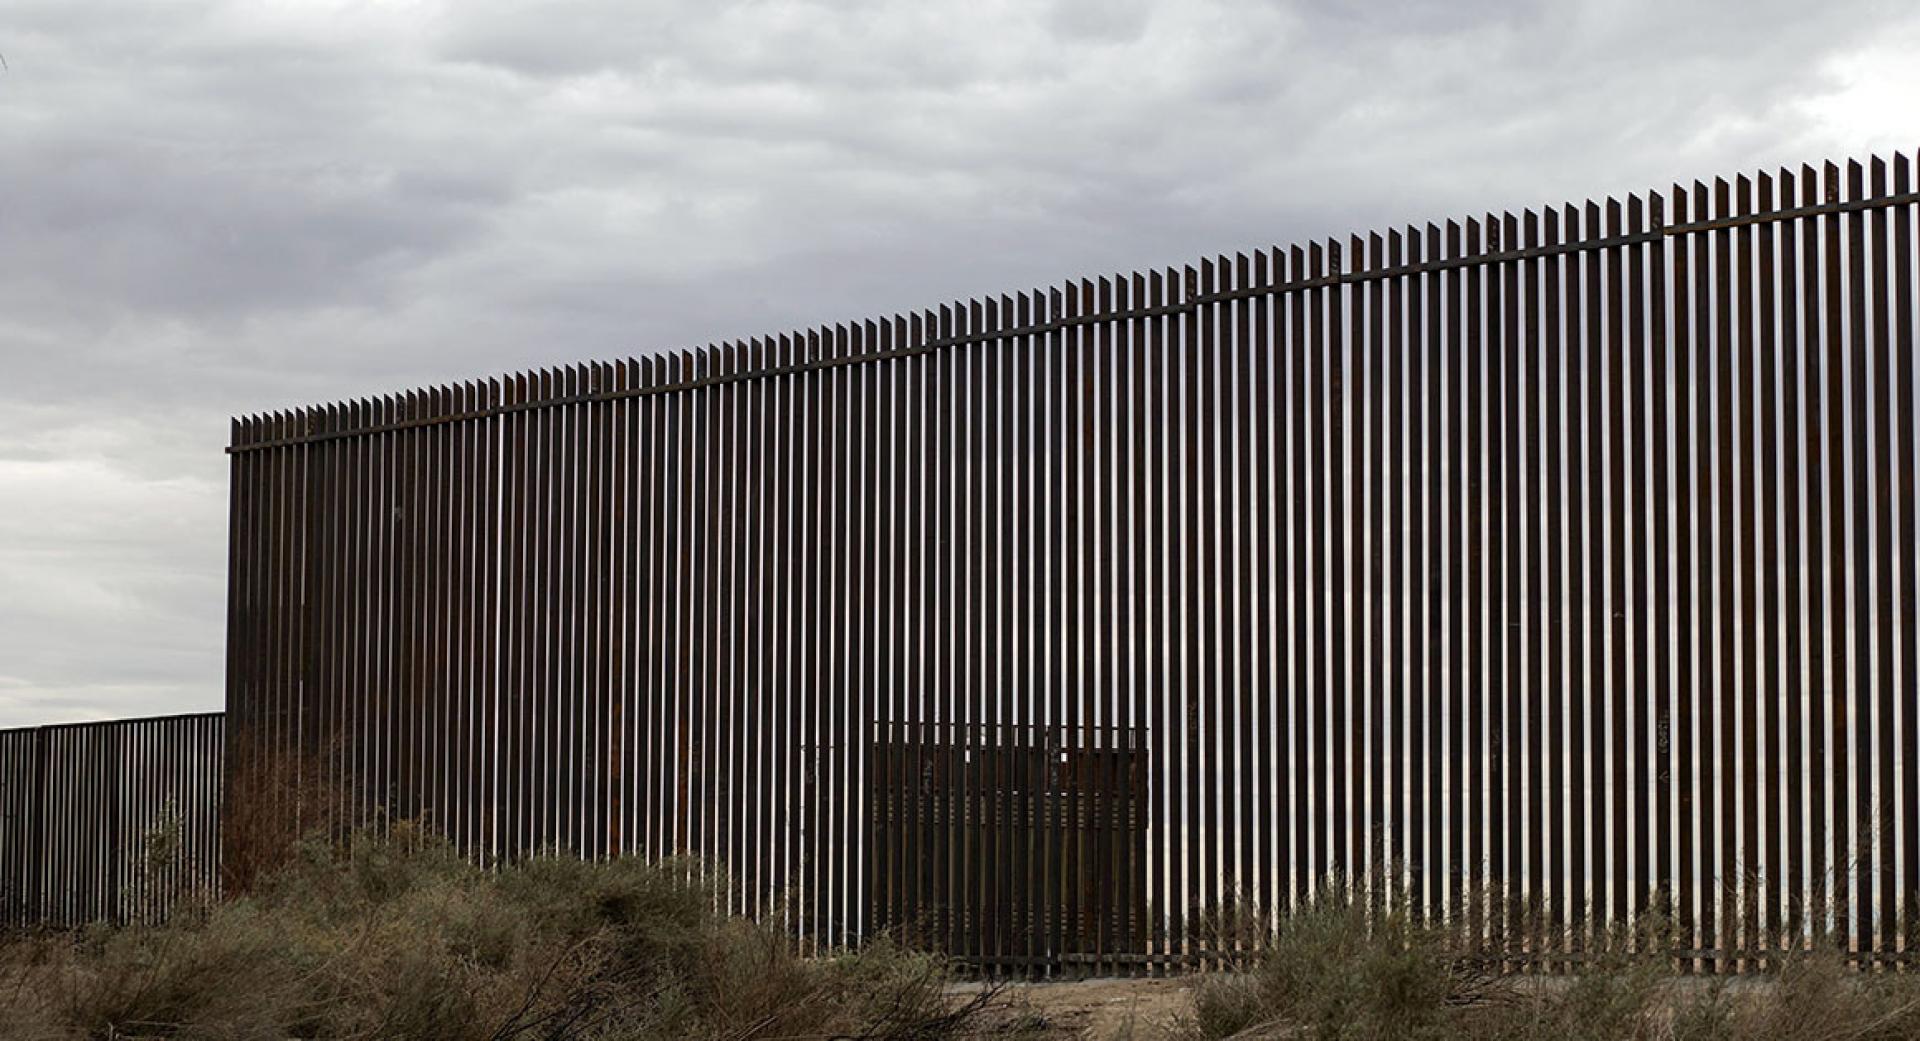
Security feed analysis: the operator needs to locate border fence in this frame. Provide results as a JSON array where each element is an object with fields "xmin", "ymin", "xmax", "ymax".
[
  {"xmin": 0, "ymin": 713, "xmax": 224, "ymax": 930},
  {"xmin": 221, "ymin": 151, "xmax": 1920, "ymax": 973}
]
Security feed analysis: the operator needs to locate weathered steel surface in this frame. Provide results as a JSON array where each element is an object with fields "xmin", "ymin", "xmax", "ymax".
[{"xmin": 223, "ymin": 152, "xmax": 1920, "ymax": 973}]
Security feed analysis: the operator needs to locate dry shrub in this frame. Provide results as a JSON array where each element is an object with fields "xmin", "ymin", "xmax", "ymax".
[
  {"xmin": 0, "ymin": 828, "xmax": 993, "ymax": 1041},
  {"xmin": 1188, "ymin": 884, "xmax": 1489, "ymax": 1041},
  {"xmin": 1724, "ymin": 946, "xmax": 1920, "ymax": 1041},
  {"xmin": 1185, "ymin": 895, "xmax": 1920, "ymax": 1041},
  {"xmin": 0, "ymin": 935, "xmax": 76, "ymax": 1041},
  {"xmin": 217, "ymin": 729, "xmax": 355, "ymax": 896}
]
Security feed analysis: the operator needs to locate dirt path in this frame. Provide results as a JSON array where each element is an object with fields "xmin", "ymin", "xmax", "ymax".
[{"xmin": 958, "ymin": 977, "xmax": 1197, "ymax": 1039}]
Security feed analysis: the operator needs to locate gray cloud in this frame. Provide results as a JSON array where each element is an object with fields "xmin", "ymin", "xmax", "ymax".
[{"xmin": 2, "ymin": 0, "xmax": 1917, "ymax": 725}]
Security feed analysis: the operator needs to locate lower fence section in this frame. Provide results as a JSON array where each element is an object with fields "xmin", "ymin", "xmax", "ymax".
[
  {"xmin": 0, "ymin": 713, "xmax": 224, "ymax": 930},
  {"xmin": 12, "ymin": 702, "xmax": 1920, "ymax": 974}
]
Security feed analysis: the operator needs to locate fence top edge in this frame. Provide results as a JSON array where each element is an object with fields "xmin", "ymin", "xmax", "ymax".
[
  {"xmin": 0, "ymin": 711, "xmax": 225, "ymax": 737},
  {"xmin": 227, "ymin": 149, "xmax": 1920, "ymax": 454}
]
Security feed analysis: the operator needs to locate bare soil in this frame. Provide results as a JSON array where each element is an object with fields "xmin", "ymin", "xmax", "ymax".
[{"xmin": 957, "ymin": 976, "xmax": 1197, "ymax": 1039}]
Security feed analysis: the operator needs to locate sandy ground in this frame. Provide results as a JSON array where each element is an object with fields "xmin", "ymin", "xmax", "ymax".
[{"xmin": 955, "ymin": 976, "xmax": 1198, "ymax": 1039}]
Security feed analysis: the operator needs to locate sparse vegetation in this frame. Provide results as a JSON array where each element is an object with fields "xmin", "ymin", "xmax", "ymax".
[
  {"xmin": 14, "ymin": 829, "xmax": 1920, "ymax": 1041},
  {"xmin": 0, "ymin": 825, "xmax": 1000, "ymax": 1040},
  {"xmin": 1181, "ymin": 888, "xmax": 1920, "ymax": 1041}
]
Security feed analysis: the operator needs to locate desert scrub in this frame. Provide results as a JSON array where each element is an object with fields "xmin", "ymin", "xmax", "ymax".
[
  {"xmin": 1187, "ymin": 889, "xmax": 1488, "ymax": 1041},
  {"xmin": 1183, "ymin": 893, "xmax": 1920, "ymax": 1041},
  {"xmin": 0, "ymin": 828, "xmax": 992, "ymax": 1041}
]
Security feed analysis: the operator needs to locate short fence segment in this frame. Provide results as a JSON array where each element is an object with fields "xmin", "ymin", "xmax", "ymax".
[
  {"xmin": 225, "ymin": 151, "xmax": 1920, "ymax": 972},
  {"xmin": 0, "ymin": 713, "xmax": 224, "ymax": 930}
]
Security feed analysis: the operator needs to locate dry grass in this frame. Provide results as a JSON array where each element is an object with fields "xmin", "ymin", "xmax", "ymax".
[
  {"xmin": 0, "ymin": 826, "xmax": 1000, "ymax": 1041},
  {"xmin": 1182, "ymin": 889, "xmax": 1920, "ymax": 1041}
]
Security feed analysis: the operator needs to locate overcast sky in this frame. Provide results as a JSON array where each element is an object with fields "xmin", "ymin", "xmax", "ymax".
[{"xmin": 2, "ymin": 0, "xmax": 1917, "ymax": 728}]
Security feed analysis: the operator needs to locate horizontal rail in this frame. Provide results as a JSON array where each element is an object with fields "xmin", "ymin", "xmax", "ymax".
[
  {"xmin": 0, "ymin": 710, "xmax": 226, "ymax": 737},
  {"xmin": 225, "ymin": 185, "xmax": 1920, "ymax": 455}
]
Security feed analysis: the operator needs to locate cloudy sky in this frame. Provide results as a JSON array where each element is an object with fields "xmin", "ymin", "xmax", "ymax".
[{"xmin": 2, "ymin": 0, "xmax": 1917, "ymax": 728}]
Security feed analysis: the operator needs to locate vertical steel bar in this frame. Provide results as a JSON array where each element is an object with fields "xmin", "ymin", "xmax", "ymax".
[
  {"xmin": 1626, "ymin": 196, "xmax": 1652, "ymax": 938},
  {"xmin": 1732, "ymin": 177, "xmax": 1760, "ymax": 963},
  {"xmin": 1867, "ymin": 157, "xmax": 1896, "ymax": 957},
  {"xmin": 1893, "ymin": 152, "xmax": 1918, "ymax": 947},
  {"xmin": 1521, "ymin": 209, "xmax": 1545, "ymax": 952},
  {"xmin": 1777, "ymin": 171, "xmax": 1807, "ymax": 946},
  {"xmin": 1846, "ymin": 160, "xmax": 1873, "ymax": 957},
  {"xmin": 1756, "ymin": 174, "xmax": 1784, "ymax": 956},
  {"xmin": 1564, "ymin": 204, "xmax": 1592, "ymax": 954},
  {"xmin": 1368, "ymin": 235, "xmax": 1390, "ymax": 913},
  {"xmin": 1649, "ymin": 191, "xmax": 1675, "ymax": 941}
]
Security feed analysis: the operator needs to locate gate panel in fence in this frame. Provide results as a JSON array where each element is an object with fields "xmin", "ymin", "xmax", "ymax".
[
  {"xmin": 227, "ymin": 151, "xmax": 1920, "ymax": 972},
  {"xmin": 865, "ymin": 721, "xmax": 1148, "ymax": 969},
  {"xmin": 0, "ymin": 713, "xmax": 224, "ymax": 930}
]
